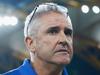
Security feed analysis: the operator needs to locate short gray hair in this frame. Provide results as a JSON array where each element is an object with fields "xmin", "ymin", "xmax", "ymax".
[{"xmin": 24, "ymin": 2, "xmax": 70, "ymax": 38}]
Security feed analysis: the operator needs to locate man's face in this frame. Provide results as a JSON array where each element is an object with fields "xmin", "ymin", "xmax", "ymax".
[{"xmin": 33, "ymin": 11, "xmax": 73, "ymax": 65}]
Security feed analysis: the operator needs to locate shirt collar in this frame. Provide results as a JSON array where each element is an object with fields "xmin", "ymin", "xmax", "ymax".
[
  {"xmin": 19, "ymin": 59, "xmax": 37, "ymax": 75},
  {"xmin": 19, "ymin": 59, "xmax": 68, "ymax": 75}
]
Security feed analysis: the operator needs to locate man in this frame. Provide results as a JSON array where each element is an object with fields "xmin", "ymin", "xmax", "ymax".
[{"xmin": 2, "ymin": 2, "xmax": 73, "ymax": 75}]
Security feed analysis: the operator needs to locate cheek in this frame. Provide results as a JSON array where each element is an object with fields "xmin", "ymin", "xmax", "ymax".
[
  {"xmin": 34, "ymin": 37, "xmax": 55, "ymax": 59},
  {"xmin": 36, "ymin": 35, "xmax": 59, "ymax": 55},
  {"xmin": 44, "ymin": 36, "xmax": 60, "ymax": 50},
  {"xmin": 39, "ymin": 35, "xmax": 58, "ymax": 48}
]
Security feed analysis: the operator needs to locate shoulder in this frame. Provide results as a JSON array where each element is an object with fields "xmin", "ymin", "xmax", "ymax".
[
  {"xmin": 2, "ymin": 67, "xmax": 21, "ymax": 75},
  {"xmin": 1, "ymin": 60, "xmax": 24, "ymax": 75},
  {"xmin": 1, "ymin": 59, "xmax": 37, "ymax": 75}
]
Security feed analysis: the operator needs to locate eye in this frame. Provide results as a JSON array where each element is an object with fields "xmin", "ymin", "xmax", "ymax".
[
  {"xmin": 64, "ymin": 28, "xmax": 72, "ymax": 36},
  {"xmin": 50, "ymin": 29, "xmax": 59, "ymax": 35},
  {"xmin": 47, "ymin": 27, "xmax": 60, "ymax": 35}
]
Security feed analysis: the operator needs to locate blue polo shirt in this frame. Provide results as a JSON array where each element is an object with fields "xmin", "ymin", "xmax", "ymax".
[{"xmin": 2, "ymin": 59, "xmax": 68, "ymax": 75}]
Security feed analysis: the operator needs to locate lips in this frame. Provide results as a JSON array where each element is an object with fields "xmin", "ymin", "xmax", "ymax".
[{"xmin": 54, "ymin": 47, "xmax": 70, "ymax": 54}]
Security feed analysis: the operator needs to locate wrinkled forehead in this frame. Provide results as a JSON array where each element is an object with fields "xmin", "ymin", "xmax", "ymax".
[{"xmin": 38, "ymin": 11, "xmax": 73, "ymax": 30}]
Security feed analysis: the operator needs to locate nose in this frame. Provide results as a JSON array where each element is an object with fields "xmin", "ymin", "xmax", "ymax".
[{"xmin": 58, "ymin": 31, "xmax": 68, "ymax": 46}]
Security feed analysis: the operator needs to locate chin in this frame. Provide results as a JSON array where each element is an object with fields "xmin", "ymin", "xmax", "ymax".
[
  {"xmin": 59, "ymin": 60, "xmax": 71, "ymax": 65},
  {"xmin": 52, "ymin": 58, "xmax": 71, "ymax": 65},
  {"xmin": 59, "ymin": 57, "xmax": 72, "ymax": 65},
  {"xmin": 51, "ymin": 54, "xmax": 72, "ymax": 65}
]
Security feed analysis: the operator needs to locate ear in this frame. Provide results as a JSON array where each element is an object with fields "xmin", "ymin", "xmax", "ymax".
[{"xmin": 24, "ymin": 37, "xmax": 36, "ymax": 52}]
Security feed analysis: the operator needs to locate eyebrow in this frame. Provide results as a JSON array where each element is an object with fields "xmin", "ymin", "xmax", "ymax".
[
  {"xmin": 46, "ymin": 26, "xmax": 60, "ymax": 32},
  {"xmin": 46, "ymin": 26, "xmax": 73, "ymax": 33}
]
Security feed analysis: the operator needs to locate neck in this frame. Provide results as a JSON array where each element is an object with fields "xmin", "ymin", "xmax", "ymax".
[{"xmin": 31, "ymin": 57, "xmax": 64, "ymax": 75}]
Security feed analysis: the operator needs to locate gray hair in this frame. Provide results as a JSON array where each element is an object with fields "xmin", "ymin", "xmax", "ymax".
[{"xmin": 24, "ymin": 2, "xmax": 71, "ymax": 38}]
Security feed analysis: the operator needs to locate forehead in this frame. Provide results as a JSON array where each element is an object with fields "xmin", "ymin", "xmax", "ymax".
[{"xmin": 39, "ymin": 11, "xmax": 72, "ymax": 30}]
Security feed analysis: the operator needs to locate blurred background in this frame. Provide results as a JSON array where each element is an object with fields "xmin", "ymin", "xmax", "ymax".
[{"xmin": 0, "ymin": 0, "xmax": 100, "ymax": 75}]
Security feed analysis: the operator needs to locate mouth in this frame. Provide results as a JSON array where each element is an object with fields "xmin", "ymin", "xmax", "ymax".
[{"xmin": 55, "ymin": 48, "xmax": 70, "ymax": 54}]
